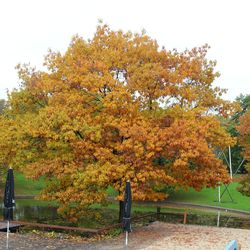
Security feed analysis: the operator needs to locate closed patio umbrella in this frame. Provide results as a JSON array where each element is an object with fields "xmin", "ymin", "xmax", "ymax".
[
  {"xmin": 122, "ymin": 180, "xmax": 132, "ymax": 246},
  {"xmin": 3, "ymin": 167, "xmax": 15, "ymax": 249}
]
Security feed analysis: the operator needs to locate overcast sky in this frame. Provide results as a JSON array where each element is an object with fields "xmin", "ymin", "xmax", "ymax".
[{"xmin": 0, "ymin": 0, "xmax": 249, "ymax": 100}]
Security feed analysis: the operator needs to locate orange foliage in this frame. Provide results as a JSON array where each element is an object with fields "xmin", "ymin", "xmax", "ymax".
[
  {"xmin": 0, "ymin": 23, "xmax": 235, "ymax": 219},
  {"xmin": 237, "ymin": 109, "xmax": 250, "ymax": 196},
  {"xmin": 238, "ymin": 109, "xmax": 250, "ymax": 161}
]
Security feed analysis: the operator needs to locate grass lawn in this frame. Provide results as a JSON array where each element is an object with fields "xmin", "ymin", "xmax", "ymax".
[
  {"xmin": 15, "ymin": 173, "xmax": 45, "ymax": 195},
  {"xmin": 2, "ymin": 172, "xmax": 250, "ymax": 212},
  {"xmin": 0, "ymin": 172, "xmax": 45, "ymax": 196},
  {"xmin": 168, "ymin": 182, "xmax": 250, "ymax": 211}
]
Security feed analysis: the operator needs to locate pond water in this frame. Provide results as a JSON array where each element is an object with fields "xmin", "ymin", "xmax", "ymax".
[
  {"xmin": 0, "ymin": 200, "xmax": 119, "ymax": 228},
  {"xmin": 1, "ymin": 200, "xmax": 250, "ymax": 231},
  {"xmin": 0, "ymin": 201, "xmax": 59, "ymax": 222}
]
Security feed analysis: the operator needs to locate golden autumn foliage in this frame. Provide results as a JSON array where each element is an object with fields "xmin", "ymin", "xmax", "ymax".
[
  {"xmin": 0, "ymin": 24, "xmax": 235, "ymax": 220},
  {"xmin": 237, "ymin": 109, "xmax": 250, "ymax": 195}
]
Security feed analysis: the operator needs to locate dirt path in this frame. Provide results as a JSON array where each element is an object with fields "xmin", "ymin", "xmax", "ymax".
[{"xmin": 0, "ymin": 222, "xmax": 250, "ymax": 249}]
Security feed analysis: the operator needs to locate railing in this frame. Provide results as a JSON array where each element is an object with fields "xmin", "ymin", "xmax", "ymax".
[
  {"xmin": 2, "ymin": 201, "xmax": 250, "ymax": 235},
  {"xmin": 8, "ymin": 213, "xmax": 157, "ymax": 234}
]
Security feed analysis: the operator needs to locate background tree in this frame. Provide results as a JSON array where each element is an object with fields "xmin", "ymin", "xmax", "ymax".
[
  {"xmin": 0, "ymin": 99, "xmax": 5, "ymax": 115},
  {"xmin": 237, "ymin": 105, "xmax": 250, "ymax": 195},
  {"xmin": 221, "ymin": 94, "xmax": 250, "ymax": 173},
  {"xmin": 0, "ymin": 99, "xmax": 6, "ymax": 189},
  {"xmin": 0, "ymin": 24, "xmax": 235, "ymax": 221}
]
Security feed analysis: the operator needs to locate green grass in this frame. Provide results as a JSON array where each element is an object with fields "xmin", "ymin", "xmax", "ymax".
[
  {"xmin": 107, "ymin": 186, "xmax": 118, "ymax": 196},
  {"xmin": 168, "ymin": 182, "xmax": 250, "ymax": 211},
  {"xmin": 107, "ymin": 181, "xmax": 250, "ymax": 212},
  {"xmin": 14, "ymin": 172, "xmax": 45, "ymax": 195},
  {"xmin": 0, "ymin": 172, "xmax": 45, "ymax": 196},
  {"xmin": 2, "ymin": 172, "xmax": 250, "ymax": 212}
]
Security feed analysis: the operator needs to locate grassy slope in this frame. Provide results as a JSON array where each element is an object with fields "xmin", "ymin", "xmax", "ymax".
[
  {"xmin": 0, "ymin": 172, "xmax": 45, "ymax": 196},
  {"xmin": 168, "ymin": 182, "xmax": 250, "ymax": 211},
  {"xmin": 15, "ymin": 172, "xmax": 45, "ymax": 195},
  {"xmin": 2, "ymin": 172, "xmax": 250, "ymax": 211}
]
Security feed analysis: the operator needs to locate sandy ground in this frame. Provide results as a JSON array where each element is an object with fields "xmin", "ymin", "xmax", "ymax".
[
  {"xmin": 142, "ymin": 222, "xmax": 250, "ymax": 250},
  {"xmin": 0, "ymin": 222, "xmax": 250, "ymax": 249}
]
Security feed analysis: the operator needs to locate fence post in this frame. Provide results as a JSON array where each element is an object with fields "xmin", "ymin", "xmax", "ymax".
[
  {"xmin": 156, "ymin": 207, "xmax": 161, "ymax": 220},
  {"xmin": 183, "ymin": 210, "xmax": 187, "ymax": 224}
]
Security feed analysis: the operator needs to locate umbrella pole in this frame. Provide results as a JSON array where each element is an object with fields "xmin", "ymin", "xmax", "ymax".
[
  {"xmin": 6, "ymin": 220, "xmax": 9, "ymax": 249},
  {"xmin": 125, "ymin": 231, "xmax": 128, "ymax": 246}
]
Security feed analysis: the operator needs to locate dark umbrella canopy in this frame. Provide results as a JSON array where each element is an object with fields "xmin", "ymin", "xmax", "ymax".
[
  {"xmin": 3, "ymin": 168, "xmax": 15, "ymax": 220},
  {"xmin": 123, "ymin": 181, "xmax": 132, "ymax": 232}
]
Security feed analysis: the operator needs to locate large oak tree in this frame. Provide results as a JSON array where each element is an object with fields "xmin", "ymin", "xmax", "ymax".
[{"xmin": 0, "ymin": 24, "xmax": 235, "ymax": 220}]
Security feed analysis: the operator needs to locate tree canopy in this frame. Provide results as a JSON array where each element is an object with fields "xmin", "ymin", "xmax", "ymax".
[
  {"xmin": 237, "ymin": 104, "xmax": 250, "ymax": 195},
  {"xmin": 0, "ymin": 24, "xmax": 235, "ymax": 220},
  {"xmin": 0, "ymin": 99, "xmax": 5, "ymax": 115},
  {"xmin": 220, "ymin": 94, "xmax": 250, "ymax": 173}
]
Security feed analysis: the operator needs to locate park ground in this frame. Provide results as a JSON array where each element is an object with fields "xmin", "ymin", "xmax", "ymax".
[
  {"xmin": 1, "ymin": 222, "xmax": 250, "ymax": 249},
  {"xmin": 1, "ymin": 172, "xmax": 250, "ymax": 249}
]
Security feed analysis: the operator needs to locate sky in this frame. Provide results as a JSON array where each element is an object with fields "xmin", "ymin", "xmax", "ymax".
[{"xmin": 0, "ymin": 0, "xmax": 249, "ymax": 100}]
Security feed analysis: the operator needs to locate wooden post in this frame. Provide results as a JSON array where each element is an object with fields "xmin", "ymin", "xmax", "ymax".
[
  {"xmin": 183, "ymin": 210, "xmax": 187, "ymax": 224},
  {"xmin": 156, "ymin": 207, "xmax": 161, "ymax": 220}
]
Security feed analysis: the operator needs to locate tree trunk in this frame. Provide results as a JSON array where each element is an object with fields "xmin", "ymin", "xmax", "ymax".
[{"xmin": 119, "ymin": 200, "xmax": 124, "ymax": 223}]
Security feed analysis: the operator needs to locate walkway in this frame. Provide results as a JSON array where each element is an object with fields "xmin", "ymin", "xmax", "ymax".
[{"xmin": 0, "ymin": 222, "xmax": 250, "ymax": 249}]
